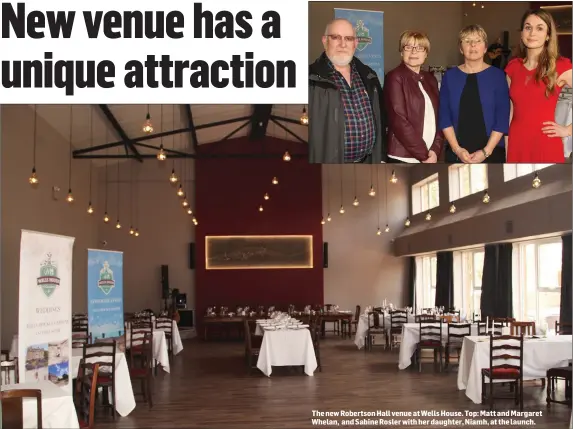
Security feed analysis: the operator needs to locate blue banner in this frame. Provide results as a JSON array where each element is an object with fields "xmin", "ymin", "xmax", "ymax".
[
  {"xmin": 87, "ymin": 249, "xmax": 124, "ymax": 347},
  {"xmin": 334, "ymin": 9, "xmax": 384, "ymax": 83}
]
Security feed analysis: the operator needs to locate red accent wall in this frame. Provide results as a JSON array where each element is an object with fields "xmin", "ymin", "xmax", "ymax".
[{"xmin": 194, "ymin": 136, "xmax": 323, "ymax": 327}]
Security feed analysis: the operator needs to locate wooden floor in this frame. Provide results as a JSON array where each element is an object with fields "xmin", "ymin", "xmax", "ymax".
[{"xmin": 96, "ymin": 337, "xmax": 571, "ymax": 429}]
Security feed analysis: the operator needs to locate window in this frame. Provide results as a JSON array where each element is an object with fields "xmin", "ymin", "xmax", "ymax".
[
  {"xmin": 412, "ymin": 174, "xmax": 439, "ymax": 215},
  {"xmin": 503, "ymin": 164, "xmax": 553, "ymax": 182},
  {"xmin": 415, "ymin": 254, "xmax": 437, "ymax": 310},
  {"xmin": 448, "ymin": 164, "xmax": 488, "ymax": 201},
  {"xmin": 453, "ymin": 249, "xmax": 484, "ymax": 320},
  {"xmin": 512, "ymin": 238, "xmax": 562, "ymax": 330}
]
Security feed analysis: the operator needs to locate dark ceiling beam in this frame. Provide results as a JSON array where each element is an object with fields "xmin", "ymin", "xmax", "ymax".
[
  {"xmin": 73, "ymin": 116, "xmax": 253, "ymax": 156},
  {"xmin": 184, "ymin": 104, "xmax": 199, "ymax": 152},
  {"xmin": 73, "ymin": 152, "xmax": 307, "ymax": 159},
  {"xmin": 222, "ymin": 120, "xmax": 250, "ymax": 141},
  {"xmin": 270, "ymin": 114, "xmax": 304, "ymax": 126},
  {"xmin": 249, "ymin": 105, "xmax": 273, "ymax": 141},
  {"xmin": 270, "ymin": 118, "xmax": 307, "ymax": 144},
  {"xmin": 98, "ymin": 104, "xmax": 143, "ymax": 162},
  {"xmin": 133, "ymin": 142, "xmax": 191, "ymax": 157}
]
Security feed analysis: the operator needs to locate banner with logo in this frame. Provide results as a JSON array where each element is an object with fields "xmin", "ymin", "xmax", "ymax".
[
  {"xmin": 87, "ymin": 249, "xmax": 125, "ymax": 351},
  {"xmin": 18, "ymin": 230, "xmax": 75, "ymax": 395},
  {"xmin": 334, "ymin": 9, "xmax": 384, "ymax": 83}
]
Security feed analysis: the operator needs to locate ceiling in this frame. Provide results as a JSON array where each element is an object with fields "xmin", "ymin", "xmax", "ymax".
[{"xmin": 34, "ymin": 104, "xmax": 308, "ymax": 164}]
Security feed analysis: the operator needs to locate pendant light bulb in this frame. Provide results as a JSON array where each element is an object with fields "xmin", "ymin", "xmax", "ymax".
[
  {"xmin": 321, "ymin": 218, "xmax": 325, "ymax": 225},
  {"xmin": 177, "ymin": 184, "xmax": 184, "ymax": 197},
  {"xmin": 264, "ymin": 193, "xmax": 270, "ymax": 200},
  {"xmin": 169, "ymin": 169, "xmax": 178, "ymax": 183},
  {"xmin": 532, "ymin": 173, "xmax": 541, "ymax": 188},
  {"xmin": 157, "ymin": 144, "xmax": 166, "ymax": 161},
  {"xmin": 425, "ymin": 212, "xmax": 432, "ymax": 221},
  {"xmin": 272, "ymin": 177, "xmax": 279, "ymax": 185},
  {"xmin": 368, "ymin": 185, "xmax": 375, "ymax": 196},
  {"xmin": 129, "ymin": 226, "xmax": 134, "ymax": 235},
  {"xmin": 339, "ymin": 205, "xmax": 345, "ymax": 214},
  {"xmin": 390, "ymin": 170, "xmax": 398, "ymax": 184},
  {"xmin": 182, "ymin": 198, "xmax": 189, "ymax": 207},
  {"xmin": 385, "ymin": 224, "xmax": 390, "ymax": 233},
  {"xmin": 282, "ymin": 151, "xmax": 291, "ymax": 162},
  {"xmin": 116, "ymin": 220, "xmax": 121, "ymax": 229},
  {"xmin": 87, "ymin": 203, "xmax": 94, "ymax": 214},
  {"xmin": 142, "ymin": 113, "xmax": 153, "ymax": 134},
  {"xmin": 405, "ymin": 218, "xmax": 411, "ymax": 227},
  {"xmin": 259, "ymin": 205, "xmax": 264, "ymax": 212},
  {"xmin": 66, "ymin": 189, "xmax": 74, "ymax": 203},
  {"xmin": 482, "ymin": 191, "xmax": 490, "ymax": 204},
  {"xmin": 449, "ymin": 203, "xmax": 456, "ymax": 213},
  {"xmin": 300, "ymin": 106, "xmax": 309, "ymax": 125},
  {"xmin": 187, "ymin": 207, "xmax": 193, "ymax": 215},
  {"xmin": 29, "ymin": 167, "xmax": 39, "ymax": 185},
  {"xmin": 327, "ymin": 213, "xmax": 332, "ymax": 222},
  {"xmin": 192, "ymin": 217, "xmax": 198, "ymax": 225},
  {"xmin": 103, "ymin": 212, "xmax": 109, "ymax": 223},
  {"xmin": 376, "ymin": 228, "xmax": 381, "ymax": 236},
  {"xmin": 353, "ymin": 197, "xmax": 359, "ymax": 207},
  {"xmin": 134, "ymin": 229, "xmax": 139, "ymax": 237}
]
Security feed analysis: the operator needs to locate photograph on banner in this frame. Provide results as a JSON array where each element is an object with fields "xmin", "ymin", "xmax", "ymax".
[
  {"xmin": 87, "ymin": 249, "xmax": 125, "ymax": 352},
  {"xmin": 307, "ymin": 2, "xmax": 573, "ymax": 165},
  {"xmin": 18, "ymin": 230, "xmax": 75, "ymax": 395}
]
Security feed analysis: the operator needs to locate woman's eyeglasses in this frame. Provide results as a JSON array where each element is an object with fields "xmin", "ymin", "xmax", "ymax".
[
  {"xmin": 462, "ymin": 39, "xmax": 484, "ymax": 46},
  {"xmin": 404, "ymin": 45, "xmax": 427, "ymax": 52}
]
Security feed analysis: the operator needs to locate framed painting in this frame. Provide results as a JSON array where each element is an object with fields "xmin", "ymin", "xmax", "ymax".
[
  {"xmin": 205, "ymin": 235, "xmax": 313, "ymax": 270},
  {"xmin": 541, "ymin": 5, "xmax": 572, "ymax": 35}
]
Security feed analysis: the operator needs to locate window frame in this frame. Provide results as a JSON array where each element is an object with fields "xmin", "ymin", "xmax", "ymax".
[
  {"xmin": 411, "ymin": 173, "xmax": 440, "ymax": 215},
  {"xmin": 503, "ymin": 164, "xmax": 553, "ymax": 182},
  {"xmin": 448, "ymin": 164, "xmax": 488, "ymax": 201}
]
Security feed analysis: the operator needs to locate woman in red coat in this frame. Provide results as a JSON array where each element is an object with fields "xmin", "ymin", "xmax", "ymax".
[{"xmin": 506, "ymin": 9, "xmax": 572, "ymax": 163}]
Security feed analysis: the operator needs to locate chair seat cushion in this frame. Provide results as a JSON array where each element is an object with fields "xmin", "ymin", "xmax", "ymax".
[
  {"xmin": 419, "ymin": 340, "xmax": 441, "ymax": 347},
  {"xmin": 79, "ymin": 419, "xmax": 90, "ymax": 428},
  {"xmin": 482, "ymin": 368, "xmax": 520, "ymax": 378},
  {"xmin": 129, "ymin": 368, "xmax": 147, "ymax": 377},
  {"xmin": 97, "ymin": 374, "xmax": 112, "ymax": 384}
]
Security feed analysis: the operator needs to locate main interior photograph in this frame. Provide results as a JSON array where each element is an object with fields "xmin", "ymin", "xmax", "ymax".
[{"xmin": 0, "ymin": 102, "xmax": 571, "ymax": 428}]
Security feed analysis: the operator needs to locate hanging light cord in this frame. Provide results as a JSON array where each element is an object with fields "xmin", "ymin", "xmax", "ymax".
[
  {"xmin": 68, "ymin": 105, "xmax": 73, "ymax": 189},
  {"xmin": 385, "ymin": 166, "xmax": 389, "ymax": 222},
  {"xmin": 88, "ymin": 107, "xmax": 93, "ymax": 201},
  {"xmin": 105, "ymin": 133, "xmax": 108, "ymax": 212},
  {"xmin": 172, "ymin": 104, "xmax": 176, "ymax": 168},
  {"xmin": 354, "ymin": 164, "xmax": 357, "ymax": 196},
  {"xmin": 130, "ymin": 160, "xmax": 133, "ymax": 225},
  {"xmin": 117, "ymin": 148, "xmax": 120, "ymax": 219},
  {"xmin": 377, "ymin": 167, "xmax": 380, "ymax": 227},
  {"xmin": 33, "ymin": 105, "xmax": 37, "ymax": 169},
  {"xmin": 326, "ymin": 166, "xmax": 330, "ymax": 213},
  {"xmin": 340, "ymin": 164, "xmax": 344, "ymax": 203}
]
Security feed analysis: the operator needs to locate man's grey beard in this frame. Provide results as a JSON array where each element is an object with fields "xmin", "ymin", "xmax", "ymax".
[{"xmin": 328, "ymin": 53, "xmax": 353, "ymax": 67}]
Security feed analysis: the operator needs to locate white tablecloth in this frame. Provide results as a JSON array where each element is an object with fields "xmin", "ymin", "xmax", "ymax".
[
  {"xmin": 1, "ymin": 381, "xmax": 79, "ymax": 429},
  {"xmin": 256, "ymin": 329, "xmax": 317, "ymax": 376},
  {"xmin": 71, "ymin": 348, "xmax": 136, "ymax": 417},
  {"xmin": 458, "ymin": 335, "xmax": 573, "ymax": 404},
  {"xmin": 156, "ymin": 320, "xmax": 184, "ymax": 355},
  {"xmin": 398, "ymin": 323, "xmax": 478, "ymax": 370}
]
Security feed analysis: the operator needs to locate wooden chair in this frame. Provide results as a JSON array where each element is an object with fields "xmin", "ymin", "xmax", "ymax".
[
  {"xmin": 310, "ymin": 317, "xmax": 322, "ymax": 372},
  {"xmin": 510, "ymin": 321, "xmax": 535, "ymax": 336},
  {"xmin": 0, "ymin": 358, "xmax": 18, "ymax": 384},
  {"xmin": 1, "ymin": 389, "xmax": 42, "ymax": 429},
  {"xmin": 75, "ymin": 361, "xmax": 100, "ymax": 429},
  {"xmin": 341, "ymin": 305, "xmax": 360, "ymax": 338},
  {"xmin": 72, "ymin": 332, "xmax": 92, "ymax": 349},
  {"xmin": 128, "ymin": 331, "xmax": 153, "ymax": 408},
  {"xmin": 447, "ymin": 309, "xmax": 461, "ymax": 322},
  {"xmin": 556, "ymin": 321, "xmax": 572, "ymax": 335},
  {"xmin": 367, "ymin": 311, "xmax": 386, "ymax": 351},
  {"xmin": 389, "ymin": 310, "xmax": 408, "ymax": 350},
  {"xmin": 83, "ymin": 340, "xmax": 117, "ymax": 419},
  {"xmin": 481, "ymin": 334, "xmax": 524, "ymax": 410},
  {"xmin": 493, "ymin": 317, "xmax": 515, "ymax": 327},
  {"xmin": 415, "ymin": 314, "xmax": 436, "ymax": 322},
  {"xmin": 478, "ymin": 322, "xmax": 503, "ymax": 336},
  {"xmin": 546, "ymin": 366, "xmax": 572, "ymax": 408},
  {"xmin": 243, "ymin": 319, "xmax": 260, "ymax": 374},
  {"xmin": 416, "ymin": 319, "xmax": 444, "ymax": 372},
  {"xmin": 155, "ymin": 316, "xmax": 173, "ymax": 356},
  {"xmin": 445, "ymin": 323, "xmax": 471, "ymax": 368}
]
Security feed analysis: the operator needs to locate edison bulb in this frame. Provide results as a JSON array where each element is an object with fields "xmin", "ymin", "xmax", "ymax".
[
  {"xmin": 353, "ymin": 197, "xmax": 359, "ymax": 206},
  {"xmin": 272, "ymin": 177, "xmax": 279, "ymax": 185},
  {"xmin": 327, "ymin": 213, "xmax": 332, "ymax": 222},
  {"xmin": 404, "ymin": 218, "xmax": 411, "ymax": 227},
  {"xmin": 29, "ymin": 168, "xmax": 39, "ymax": 185},
  {"xmin": 532, "ymin": 174, "xmax": 541, "ymax": 188},
  {"xmin": 169, "ymin": 169, "xmax": 178, "ymax": 183},
  {"xmin": 482, "ymin": 192, "xmax": 490, "ymax": 204},
  {"xmin": 449, "ymin": 203, "xmax": 456, "ymax": 213},
  {"xmin": 425, "ymin": 212, "xmax": 431, "ymax": 221},
  {"xmin": 87, "ymin": 204, "xmax": 94, "ymax": 214},
  {"xmin": 368, "ymin": 186, "xmax": 375, "ymax": 196},
  {"xmin": 103, "ymin": 212, "xmax": 109, "ymax": 223},
  {"xmin": 376, "ymin": 228, "xmax": 381, "ymax": 236},
  {"xmin": 385, "ymin": 224, "xmax": 390, "ymax": 233},
  {"xmin": 339, "ymin": 206, "xmax": 345, "ymax": 214}
]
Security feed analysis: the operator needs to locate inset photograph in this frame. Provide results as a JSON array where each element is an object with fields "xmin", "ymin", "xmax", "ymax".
[
  {"xmin": 48, "ymin": 339, "xmax": 70, "ymax": 386},
  {"xmin": 308, "ymin": 2, "xmax": 572, "ymax": 164},
  {"xmin": 24, "ymin": 343, "xmax": 49, "ymax": 382}
]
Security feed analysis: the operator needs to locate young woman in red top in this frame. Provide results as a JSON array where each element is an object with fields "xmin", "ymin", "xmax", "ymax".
[{"xmin": 505, "ymin": 9, "xmax": 572, "ymax": 163}]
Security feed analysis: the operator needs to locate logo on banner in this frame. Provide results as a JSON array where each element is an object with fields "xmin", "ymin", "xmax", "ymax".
[
  {"xmin": 355, "ymin": 20, "xmax": 373, "ymax": 52},
  {"xmin": 37, "ymin": 253, "xmax": 61, "ymax": 297},
  {"xmin": 97, "ymin": 261, "xmax": 115, "ymax": 295}
]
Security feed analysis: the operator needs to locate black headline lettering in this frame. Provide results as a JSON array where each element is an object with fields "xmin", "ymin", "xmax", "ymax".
[{"xmin": 0, "ymin": 2, "xmax": 292, "ymax": 93}]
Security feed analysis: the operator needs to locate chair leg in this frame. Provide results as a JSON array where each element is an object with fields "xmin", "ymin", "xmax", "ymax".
[
  {"xmin": 481, "ymin": 374, "xmax": 486, "ymax": 403},
  {"xmin": 520, "ymin": 378, "xmax": 524, "ymax": 411},
  {"xmin": 546, "ymin": 377, "xmax": 551, "ymax": 407},
  {"xmin": 418, "ymin": 348, "xmax": 422, "ymax": 373},
  {"xmin": 489, "ymin": 378, "xmax": 494, "ymax": 410}
]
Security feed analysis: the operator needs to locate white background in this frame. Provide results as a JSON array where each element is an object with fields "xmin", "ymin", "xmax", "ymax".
[{"xmin": 0, "ymin": 0, "xmax": 309, "ymax": 103}]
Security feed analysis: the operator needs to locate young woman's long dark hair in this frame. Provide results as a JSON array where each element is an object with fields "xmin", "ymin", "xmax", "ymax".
[{"xmin": 519, "ymin": 9, "xmax": 560, "ymax": 97}]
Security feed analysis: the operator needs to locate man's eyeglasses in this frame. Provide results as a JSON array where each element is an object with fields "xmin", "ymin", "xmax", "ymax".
[
  {"xmin": 403, "ymin": 45, "xmax": 427, "ymax": 52},
  {"xmin": 327, "ymin": 34, "xmax": 356, "ymax": 43}
]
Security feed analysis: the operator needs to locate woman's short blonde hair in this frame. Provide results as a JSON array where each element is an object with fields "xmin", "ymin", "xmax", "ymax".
[
  {"xmin": 458, "ymin": 24, "xmax": 488, "ymax": 47},
  {"xmin": 399, "ymin": 31, "xmax": 431, "ymax": 53}
]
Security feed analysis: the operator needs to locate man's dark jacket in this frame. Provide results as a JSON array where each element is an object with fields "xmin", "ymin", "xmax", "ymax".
[{"xmin": 308, "ymin": 53, "xmax": 387, "ymax": 164}]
